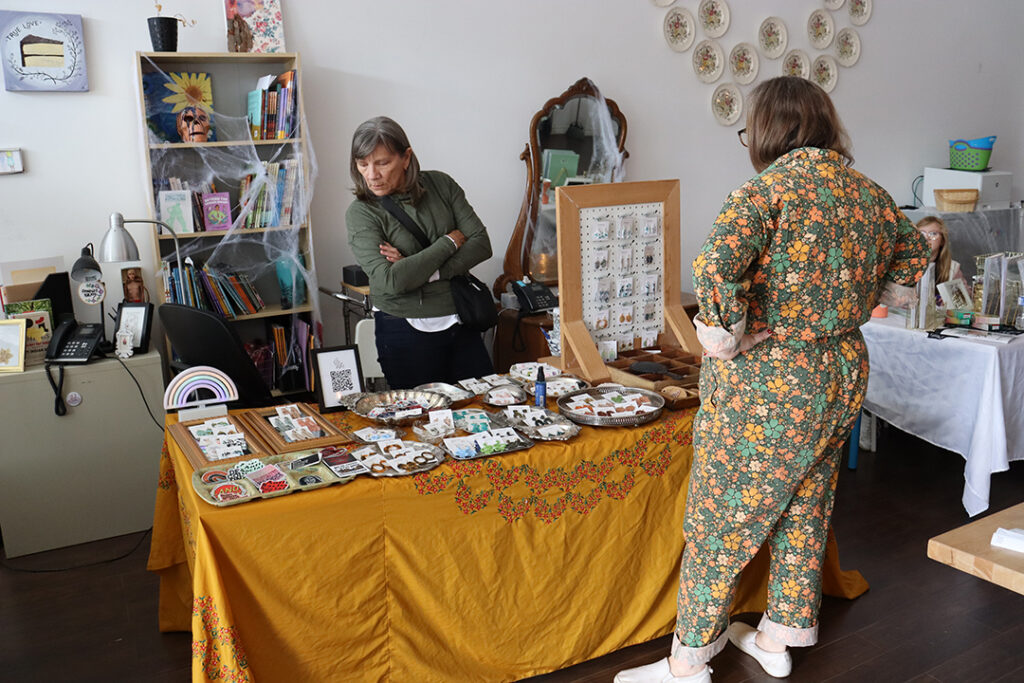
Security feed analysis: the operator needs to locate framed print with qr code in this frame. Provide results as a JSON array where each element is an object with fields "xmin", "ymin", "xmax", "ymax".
[{"xmin": 312, "ymin": 345, "xmax": 364, "ymax": 412}]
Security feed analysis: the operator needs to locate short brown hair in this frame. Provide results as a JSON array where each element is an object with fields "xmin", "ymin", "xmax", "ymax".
[
  {"xmin": 916, "ymin": 215, "xmax": 952, "ymax": 282},
  {"xmin": 349, "ymin": 116, "xmax": 423, "ymax": 203},
  {"xmin": 746, "ymin": 76, "xmax": 853, "ymax": 172}
]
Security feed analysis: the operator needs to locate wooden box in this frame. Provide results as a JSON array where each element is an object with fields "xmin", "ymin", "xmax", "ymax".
[
  {"xmin": 168, "ymin": 413, "xmax": 273, "ymax": 472},
  {"xmin": 606, "ymin": 345, "xmax": 701, "ymax": 391},
  {"xmin": 238, "ymin": 402, "xmax": 352, "ymax": 454}
]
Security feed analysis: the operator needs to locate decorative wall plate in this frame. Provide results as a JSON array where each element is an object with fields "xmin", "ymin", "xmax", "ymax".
[
  {"xmin": 758, "ymin": 16, "xmax": 788, "ymax": 59},
  {"xmin": 697, "ymin": 0, "xmax": 730, "ymax": 39},
  {"xmin": 849, "ymin": 0, "xmax": 872, "ymax": 26},
  {"xmin": 812, "ymin": 55, "xmax": 838, "ymax": 93},
  {"xmin": 692, "ymin": 39, "xmax": 725, "ymax": 83},
  {"xmin": 807, "ymin": 9, "xmax": 835, "ymax": 49},
  {"xmin": 729, "ymin": 42, "xmax": 759, "ymax": 85},
  {"xmin": 664, "ymin": 7, "xmax": 696, "ymax": 52},
  {"xmin": 824, "ymin": 0, "xmax": 846, "ymax": 9},
  {"xmin": 782, "ymin": 49, "xmax": 810, "ymax": 78},
  {"xmin": 835, "ymin": 27, "xmax": 861, "ymax": 67},
  {"xmin": 652, "ymin": 0, "xmax": 676, "ymax": 6},
  {"xmin": 711, "ymin": 82, "xmax": 742, "ymax": 126}
]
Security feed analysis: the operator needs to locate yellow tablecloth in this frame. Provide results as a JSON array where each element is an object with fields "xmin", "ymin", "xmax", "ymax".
[{"xmin": 148, "ymin": 407, "xmax": 867, "ymax": 682}]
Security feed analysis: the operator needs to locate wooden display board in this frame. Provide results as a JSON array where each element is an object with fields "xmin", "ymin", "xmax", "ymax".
[
  {"xmin": 555, "ymin": 179, "xmax": 698, "ymax": 383},
  {"xmin": 238, "ymin": 402, "xmax": 352, "ymax": 453}
]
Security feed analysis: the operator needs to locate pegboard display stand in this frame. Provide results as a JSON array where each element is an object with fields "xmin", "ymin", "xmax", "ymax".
[{"xmin": 555, "ymin": 179, "xmax": 699, "ymax": 384}]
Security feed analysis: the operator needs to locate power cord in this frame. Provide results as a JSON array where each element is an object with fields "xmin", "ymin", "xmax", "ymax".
[
  {"xmin": 115, "ymin": 356, "xmax": 166, "ymax": 432},
  {"xmin": 912, "ymin": 174, "xmax": 924, "ymax": 208},
  {"xmin": 44, "ymin": 362, "xmax": 67, "ymax": 416},
  {"xmin": 0, "ymin": 528, "xmax": 151, "ymax": 573}
]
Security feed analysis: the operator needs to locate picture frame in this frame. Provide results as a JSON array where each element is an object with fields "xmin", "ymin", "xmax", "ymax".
[
  {"xmin": 167, "ymin": 413, "xmax": 272, "ymax": 472},
  {"xmin": 238, "ymin": 402, "xmax": 352, "ymax": 454},
  {"xmin": 114, "ymin": 302, "xmax": 154, "ymax": 353},
  {"xmin": 312, "ymin": 345, "xmax": 364, "ymax": 413},
  {"xmin": 0, "ymin": 318, "xmax": 27, "ymax": 372}
]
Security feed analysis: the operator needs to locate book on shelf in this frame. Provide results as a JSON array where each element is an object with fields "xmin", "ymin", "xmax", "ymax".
[
  {"xmin": 159, "ymin": 190, "xmax": 195, "ymax": 234},
  {"xmin": 161, "ymin": 258, "xmax": 264, "ymax": 316},
  {"xmin": 202, "ymin": 192, "xmax": 233, "ymax": 231},
  {"xmin": 247, "ymin": 68, "xmax": 298, "ymax": 140}
]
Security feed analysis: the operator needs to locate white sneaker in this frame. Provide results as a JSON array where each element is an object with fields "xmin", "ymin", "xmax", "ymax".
[
  {"xmin": 727, "ymin": 622, "xmax": 792, "ymax": 678},
  {"xmin": 613, "ymin": 657, "xmax": 712, "ymax": 683}
]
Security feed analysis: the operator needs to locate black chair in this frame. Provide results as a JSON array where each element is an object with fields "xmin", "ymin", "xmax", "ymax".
[{"xmin": 158, "ymin": 303, "xmax": 276, "ymax": 407}]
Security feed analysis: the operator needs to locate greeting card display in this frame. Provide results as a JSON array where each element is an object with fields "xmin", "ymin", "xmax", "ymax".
[
  {"xmin": 168, "ymin": 413, "xmax": 272, "ymax": 471},
  {"xmin": 239, "ymin": 402, "xmax": 352, "ymax": 454}
]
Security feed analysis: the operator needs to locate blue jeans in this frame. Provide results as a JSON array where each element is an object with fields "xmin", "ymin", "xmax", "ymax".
[{"xmin": 373, "ymin": 311, "xmax": 493, "ymax": 389}]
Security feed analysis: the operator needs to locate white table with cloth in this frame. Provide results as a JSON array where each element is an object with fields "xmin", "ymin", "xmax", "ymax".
[{"xmin": 861, "ymin": 316, "xmax": 1024, "ymax": 515}]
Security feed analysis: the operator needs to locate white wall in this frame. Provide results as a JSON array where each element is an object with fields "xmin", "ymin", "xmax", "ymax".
[{"xmin": 1, "ymin": 0, "xmax": 1022, "ymax": 345}]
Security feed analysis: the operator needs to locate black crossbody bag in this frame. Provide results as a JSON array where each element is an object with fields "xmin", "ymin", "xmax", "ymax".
[{"xmin": 378, "ymin": 195, "xmax": 497, "ymax": 332}]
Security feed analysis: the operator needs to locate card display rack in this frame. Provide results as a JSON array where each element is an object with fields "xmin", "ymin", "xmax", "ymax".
[
  {"xmin": 555, "ymin": 179, "xmax": 699, "ymax": 384},
  {"xmin": 238, "ymin": 402, "xmax": 352, "ymax": 453},
  {"xmin": 168, "ymin": 413, "xmax": 273, "ymax": 472}
]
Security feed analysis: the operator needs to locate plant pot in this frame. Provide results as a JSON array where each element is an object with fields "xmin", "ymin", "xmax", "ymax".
[{"xmin": 148, "ymin": 16, "xmax": 178, "ymax": 52}]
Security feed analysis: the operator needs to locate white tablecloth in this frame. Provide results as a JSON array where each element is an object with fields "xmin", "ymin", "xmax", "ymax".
[{"xmin": 861, "ymin": 317, "xmax": 1024, "ymax": 515}]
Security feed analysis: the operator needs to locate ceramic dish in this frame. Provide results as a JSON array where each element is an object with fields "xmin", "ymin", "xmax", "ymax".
[
  {"xmin": 824, "ymin": 0, "xmax": 845, "ymax": 9},
  {"xmin": 525, "ymin": 375, "xmax": 591, "ymax": 398},
  {"xmin": 849, "ymin": 0, "xmax": 872, "ymax": 26},
  {"xmin": 353, "ymin": 390, "xmax": 451, "ymax": 425},
  {"xmin": 812, "ymin": 54, "xmax": 839, "ymax": 93},
  {"xmin": 807, "ymin": 9, "xmax": 835, "ymax": 49},
  {"xmin": 413, "ymin": 381, "xmax": 475, "ymax": 408},
  {"xmin": 835, "ymin": 27, "xmax": 861, "ymax": 67},
  {"xmin": 781, "ymin": 49, "xmax": 810, "ymax": 78},
  {"xmin": 711, "ymin": 83, "xmax": 742, "ymax": 126},
  {"xmin": 758, "ymin": 16, "xmax": 787, "ymax": 59},
  {"xmin": 482, "ymin": 384, "xmax": 529, "ymax": 407},
  {"xmin": 728, "ymin": 43, "xmax": 758, "ymax": 85},
  {"xmin": 651, "ymin": 0, "xmax": 676, "ymax": 6},
  {"xmin": 663, "ymin": 7, "xmax": 695, "ymax": 53},
  {"xmin": 692, "ymin": 40, "xmax": 725, "ymax": 83},
  {"xmin": 697, "ymin": 0, "xmax": 730, "ymax": 39},
  {"xmin": 350, "ymin": 441, "xmax": 445, "ymax": 477},
  {"xmin": 557, "ymin": 385, "xmax": 665, "ymax": 428}
]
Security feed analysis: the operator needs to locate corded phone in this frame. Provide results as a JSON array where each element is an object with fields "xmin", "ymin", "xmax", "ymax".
[
  {"xmin": 46, "ymin": 320, "xmax": 104, "ymax": 364},
  {"xmin": 512, "ymin": 280, "xmax": 558, "ymax": 313}
]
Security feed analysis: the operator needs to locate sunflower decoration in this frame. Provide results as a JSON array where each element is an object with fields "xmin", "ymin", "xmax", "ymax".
[{"xmin": 161, "ymin": 72, "xmax": 214, "ymax": 112}]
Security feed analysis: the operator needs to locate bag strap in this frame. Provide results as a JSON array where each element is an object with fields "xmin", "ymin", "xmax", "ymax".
[{"xmin": 378, "ymin": 195, "xmax": 431, "ymax": 250}]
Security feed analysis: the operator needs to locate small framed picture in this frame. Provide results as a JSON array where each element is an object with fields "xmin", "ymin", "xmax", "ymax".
[
  {"xmin": 312, "ymin": 345, "xmax": 364, "ymax": 413},
  {"xmin": 0, "ymin": 318, "xmax": 27, "ymax": 372},
  {"xmin": 114, "ymin": 302, "xmax": 154, "ymax": 353}
]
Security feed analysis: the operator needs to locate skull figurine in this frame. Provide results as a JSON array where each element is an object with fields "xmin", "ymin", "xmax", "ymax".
[{"xmin": 176, "ymin": 106, "xmax": 211, "ymax": 142}]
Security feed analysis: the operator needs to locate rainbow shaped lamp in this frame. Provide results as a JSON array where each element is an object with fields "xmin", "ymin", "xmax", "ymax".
[{"xmin": 163, "ymin": 365, "xmax": 239, "ymax": 421}]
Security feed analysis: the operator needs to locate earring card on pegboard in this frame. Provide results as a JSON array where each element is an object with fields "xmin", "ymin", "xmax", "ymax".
[{"xmin": 555, "ymin": 179, "xmax": 698, "ymax": 384}]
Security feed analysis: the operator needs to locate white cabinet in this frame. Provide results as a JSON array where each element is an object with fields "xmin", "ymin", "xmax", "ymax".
[{"xmin": 0, "ymin": 352, "xmax": 165, "ymax": 557}]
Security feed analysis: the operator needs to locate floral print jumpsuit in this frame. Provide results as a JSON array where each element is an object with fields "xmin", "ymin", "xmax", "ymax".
[{"xmin": 672, "ymin": 148, "xmax": 930, "ymax": 664}]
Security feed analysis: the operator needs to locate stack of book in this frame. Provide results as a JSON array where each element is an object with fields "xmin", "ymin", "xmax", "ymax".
[
  {"xmin": 248, "ymin": 69, "xmax": 297, "ymax": 141},
  {"xmin": 161, "ymin": 260, "xmax": 265, "ymax": 318},
  {"xmin": 157, "ymin": 177, "xmax": 234, "ymax": 232},
  {"xmin": 239, "ymin": 158, "xmax": 302, "ymax": 229}
]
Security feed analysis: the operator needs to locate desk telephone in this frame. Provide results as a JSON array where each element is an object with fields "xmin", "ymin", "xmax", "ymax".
[
  {"xmin": 46, "ymin": 320, "xmax": 104, "ymax": 364},
  {"xmin": 512, "ymin": 280, "xmax": 558, "ymax": 313}
]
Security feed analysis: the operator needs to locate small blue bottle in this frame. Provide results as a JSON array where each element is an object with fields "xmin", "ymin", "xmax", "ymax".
[{"xmin": 534, "ymin": 366, "xmax": 546, "ymax": 407}]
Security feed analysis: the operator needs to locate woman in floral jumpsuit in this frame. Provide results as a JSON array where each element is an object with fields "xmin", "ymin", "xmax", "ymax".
[{"xmin": 617, "ymin": 77, "xmax": 930, "ymax": 683}]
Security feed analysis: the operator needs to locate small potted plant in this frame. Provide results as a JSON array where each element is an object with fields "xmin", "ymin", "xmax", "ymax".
[{"xmin": 148, "ymin": 3, "xmax": 196, "ymax": 52}]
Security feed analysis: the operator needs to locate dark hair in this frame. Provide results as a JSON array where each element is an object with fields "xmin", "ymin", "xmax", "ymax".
[
  {"xmin": 746, "ymin": 76, "xmax": 853, "ymax": 172},
  {"xmin": 349, "ymin": 116, "xmax": 423, "ymax": 203}
]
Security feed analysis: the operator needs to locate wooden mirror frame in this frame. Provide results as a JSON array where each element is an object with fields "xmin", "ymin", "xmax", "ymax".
[{"xmin": 493, "ymin": 78, "xmax": 629, "ymax": 297}]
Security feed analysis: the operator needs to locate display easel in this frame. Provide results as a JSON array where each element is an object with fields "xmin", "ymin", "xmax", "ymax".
[{"xmin": 555, "ymin": 179, "xmax": 698, "ymax": 384}]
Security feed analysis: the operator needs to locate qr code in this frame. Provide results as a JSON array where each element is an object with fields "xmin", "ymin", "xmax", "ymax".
[{"xmin": 330, "ymin": 368, "xmax": 354, "ymax": 393}]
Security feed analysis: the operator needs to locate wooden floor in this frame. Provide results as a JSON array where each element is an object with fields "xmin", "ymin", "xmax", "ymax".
[{"xmin": 2, "ymin": 426, "xmax": 1022, "ymax": 682}]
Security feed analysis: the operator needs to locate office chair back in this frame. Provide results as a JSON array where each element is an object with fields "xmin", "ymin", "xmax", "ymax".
[{"xmin": 158, "ymin": 303, "xmax": 276, "ymax": 407}]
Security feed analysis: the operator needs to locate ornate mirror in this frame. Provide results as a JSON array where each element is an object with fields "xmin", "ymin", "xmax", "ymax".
[{"xmin": 494, "ymin": 78, "xmax": 628, "ymax": 296}]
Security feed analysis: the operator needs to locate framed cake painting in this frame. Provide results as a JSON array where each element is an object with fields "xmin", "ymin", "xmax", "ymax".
[{"xmin": 0, "ymin": 11, "xmax": 89, "ymax": 92}]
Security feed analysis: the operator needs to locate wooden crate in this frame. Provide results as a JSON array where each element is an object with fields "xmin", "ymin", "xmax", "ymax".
[{"xmin": 606, "ymin": 345, "xmax": 701, "ymax": 391}]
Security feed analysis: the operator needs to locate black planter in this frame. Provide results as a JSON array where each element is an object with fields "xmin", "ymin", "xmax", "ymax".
[{"xmin": 148, "ymin": 16, "xmax": 178, "ymax": 52}]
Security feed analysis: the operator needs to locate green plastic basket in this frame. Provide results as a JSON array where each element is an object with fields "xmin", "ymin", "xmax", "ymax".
[{"xmin": 949, "ymin": 136, "xmax": 996, "ymax": 171}]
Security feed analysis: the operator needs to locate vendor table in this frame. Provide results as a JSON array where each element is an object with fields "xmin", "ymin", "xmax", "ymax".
[
  {"xmin": 861, "ymin": 317, "xmax": 1024, "ymax": 516},
  {"xmin": 928, "ymin": 501, "xmax": 1024, "ymax": 596},
  {"xmin": 148, "ymin": 407, "xmax": 866, "ymax": 682}
]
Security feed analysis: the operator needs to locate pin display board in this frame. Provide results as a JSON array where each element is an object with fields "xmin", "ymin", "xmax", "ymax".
[{"xmin": 555, "ymin": 180, "xmax": 698, "ymax": 383}]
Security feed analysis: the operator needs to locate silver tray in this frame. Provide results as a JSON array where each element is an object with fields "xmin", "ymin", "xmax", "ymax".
[
  {"xmin": 413, "ymin": 382, "xmax": 475, "ymax": 408},
  {"xmin": 350, "ymin": 441, "xmax": 446, "ymax": 477},
  {"xmin": 491, "ymin": 408, "xmax": 581, "ymax": 442},
  {"xmin": 353, "ymin": 390, "xmax": 452, "ymax": 425},
  {"xmin": 524, "ymin": 375, "xmax": 591, "ymax": 398},
  {"xmin": 191, "ymin": 451, "xmax": 355, "ymax": 507},
  {"xmin": 556, "ymin": 385, "xmax": 665, "ymax": 427},
  {"xmin": 440, "ymin": 431, "xmax": 535, "ymax": 460},
  {"xmin": 481, "ymin": 384, "xmax": 529, "ymax": 407}
]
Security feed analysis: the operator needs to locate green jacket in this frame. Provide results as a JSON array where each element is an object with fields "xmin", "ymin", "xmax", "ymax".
[{"xmin": 345, "ymin": 171, "xmax": 492, "ymax": 318}]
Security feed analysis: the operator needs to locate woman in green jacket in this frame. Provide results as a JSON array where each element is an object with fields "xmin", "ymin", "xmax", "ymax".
[{"xmin": 346, "ymin": 116, "xmax": 494, "ymax": 389}]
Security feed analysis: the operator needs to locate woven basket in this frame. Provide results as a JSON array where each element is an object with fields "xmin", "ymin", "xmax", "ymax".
[{"xmin": 934, "ymin": 188, "xmax": 978, "ymax": 213}]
